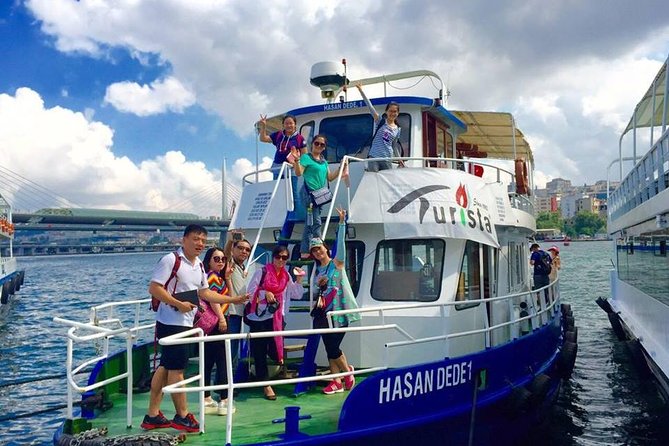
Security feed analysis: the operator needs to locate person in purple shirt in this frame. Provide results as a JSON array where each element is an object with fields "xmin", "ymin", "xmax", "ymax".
[{"xmin": 258, "ymin": 114, "xmax": 307, "ymax": 179}]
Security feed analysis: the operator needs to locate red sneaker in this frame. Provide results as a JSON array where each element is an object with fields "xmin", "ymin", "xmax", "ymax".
[
  {"xmin": 140, "ymin": 411, "xmax": 171, "ymax": 430},
  {"xmin": 171, "ymin": 412, "xmax": 200, "ymax": 433},
  {"xmin": 344, "ymin": 365, "xmax": 355, "ymax": 391},
  {"xmin": 323, "ymin": 380, "xmax": 344, "ymax": 395}
]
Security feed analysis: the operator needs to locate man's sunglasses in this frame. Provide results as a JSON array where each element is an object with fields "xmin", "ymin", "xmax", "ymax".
[
  {"xmin": 236, "ymin": 246, "xmax": 251, "ymax": 252},
  {"xmin": 274, "ymin": 254, "xmax": 289, "ymax": 261},
  {"xmin": 213, "ymin": 256, "xmax": 226, "ymax": 263}
]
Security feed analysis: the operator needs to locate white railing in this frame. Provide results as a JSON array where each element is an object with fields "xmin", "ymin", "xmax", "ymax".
[
  {"xmin": 53, "ymin": 279, "xmax": 560, "ymax": 444},
  {"xmin": 608, "ymin": 129, "xmax": 669, "ymax": 221}
]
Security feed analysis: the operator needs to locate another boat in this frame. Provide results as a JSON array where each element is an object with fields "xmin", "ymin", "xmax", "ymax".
[
  {"xmin": 53, "ymin": 62, "xmax": 577, "ymax": 445},
  {"xmin": 0, "ymin": 193, "xmax": 25, "ymax": 311},
  {"xmin": 598, "ymin": 53, "xmax": 669, "ymax": 398}
]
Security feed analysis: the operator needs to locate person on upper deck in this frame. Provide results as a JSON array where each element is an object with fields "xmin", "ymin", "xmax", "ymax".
[
  {"xmin": 290, "ymin": 134, "xmax": 345, "ymax": 260},
  {"xmin": 355, "ymin": 82, "xmax": 404, "ymax": 172},
  {"xmin": 309, "ymin": 207, "xmax": 361, "ymax": 395},
  {"xmin": 258, "ymin": 114, "xmax": 307, "ymax": 179}
]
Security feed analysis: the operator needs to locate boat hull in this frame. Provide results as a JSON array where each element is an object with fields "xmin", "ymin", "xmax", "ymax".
[{"xmin": 53, "ymin": 311, "xmax": 569, "ymax": 446}]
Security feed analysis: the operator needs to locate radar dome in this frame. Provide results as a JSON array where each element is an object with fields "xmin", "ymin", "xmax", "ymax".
[{"xmin": 310, "ymin": 61, "xmax": 347, "ymax": 99}]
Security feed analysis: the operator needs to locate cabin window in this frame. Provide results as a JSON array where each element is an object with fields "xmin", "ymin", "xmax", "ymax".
[
  {"xmin": 319, "ymin": 113, "xmax": 412, "ymax": 163},
  {"xmin": 455, "ymin": 240, "xmax": 486, "ymax": 310},
  {"xmin": 617, "ymin": 237, "xmax": 669, "ymax": 304},
  {"xmin": 300, "ymin": 121, "xmax": 315, "ymax": 145},
  {"xmin": 371, "ymin": 239, "xmax": 444, "ymax": 302},
  {"xmin": 507, "ymin": 241, "xmax": 526, "ymax": 289},
  {"xmin": 344, "ymin": 241, "xmax": 365, "ymax": 296}
]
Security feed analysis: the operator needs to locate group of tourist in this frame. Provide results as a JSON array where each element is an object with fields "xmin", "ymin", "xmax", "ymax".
[
  {"xmin": 141, "ymin": 85, "xmax": 403, "ymax": 432},
  {"xmin": 143, "ymin": 210, "xmax": 359, "ymax": 432}
]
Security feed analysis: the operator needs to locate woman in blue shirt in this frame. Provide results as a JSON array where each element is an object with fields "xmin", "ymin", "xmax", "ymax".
[{"xmin": 259, "ymin": 114, "xmax": 307, "ymax": 179}]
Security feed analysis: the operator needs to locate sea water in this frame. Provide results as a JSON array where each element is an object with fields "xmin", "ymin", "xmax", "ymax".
[{"xmin": 0, "ymin": 244, "xmax": 668, "ymax": 445}]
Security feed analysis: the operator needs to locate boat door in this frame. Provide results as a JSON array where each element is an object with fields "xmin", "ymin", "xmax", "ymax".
[{"xmin": 422, "ymin": 112, "xmax": 453, "ymax": 167}]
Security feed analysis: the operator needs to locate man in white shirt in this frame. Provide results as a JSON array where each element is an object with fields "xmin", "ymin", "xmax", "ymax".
[{"xmin": 142, "ymin": 225, "xmax": 247, "ymax": 433}]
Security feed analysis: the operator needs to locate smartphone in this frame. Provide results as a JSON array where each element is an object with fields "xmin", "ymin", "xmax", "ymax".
[{"xmin": 232, "ymin": 232, "xmax": 243, "ymax": 241}]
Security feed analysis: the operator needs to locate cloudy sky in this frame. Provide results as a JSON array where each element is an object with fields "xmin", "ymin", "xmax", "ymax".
[{"xmin": 0, "ymin": 0, "xmax": 668, "ymax": 216}]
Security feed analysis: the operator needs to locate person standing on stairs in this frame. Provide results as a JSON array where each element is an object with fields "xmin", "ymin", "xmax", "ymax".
[{"xmin": 290, "ymin": 134, "xmax": 345, "ymax": 260}]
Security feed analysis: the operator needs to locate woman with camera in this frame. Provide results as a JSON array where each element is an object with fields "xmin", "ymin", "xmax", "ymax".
[
  {"xmin": 245, "ymin": 245, "xmax": 305, "ymax": 400},
  {"xmin": 309, "ymin": 207, "xmax": 361, "ymax": 394}
]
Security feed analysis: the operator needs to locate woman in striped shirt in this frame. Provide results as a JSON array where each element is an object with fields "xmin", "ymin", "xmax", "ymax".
[{"xmin": 356, "ymin": 82, "xmax": 404, "ymax": 172}]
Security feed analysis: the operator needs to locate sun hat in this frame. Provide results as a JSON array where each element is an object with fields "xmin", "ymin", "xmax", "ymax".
[
  {"xmin": 548, "ymin": 245, "xmax": 560, "ymax": 254},
  {"xmin": 309, "ymin": 237, "xmax": 324, "ymax": 250}
]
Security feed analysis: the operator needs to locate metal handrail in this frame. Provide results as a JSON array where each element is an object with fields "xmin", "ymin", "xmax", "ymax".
[{"xmin": 246, "ymin": 162, "xmax": 294, "ymax": 268}]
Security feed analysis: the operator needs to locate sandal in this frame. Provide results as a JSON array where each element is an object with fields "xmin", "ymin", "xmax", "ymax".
[{"xmin": 264, "ymin": 386, "xmax": 277, "ymax": 401}]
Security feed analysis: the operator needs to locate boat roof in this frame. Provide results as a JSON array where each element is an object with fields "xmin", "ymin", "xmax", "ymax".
[
  {"xmin": 623, "ymin": 55, "xmax": 667, "ymax": 136},
  {"xmin": 269, "ymin": 96, "xmax": 467, "ymax": 132},
  {"xmin": 451, "ymin": 111, "xmax": 534, "ymax": 163}
]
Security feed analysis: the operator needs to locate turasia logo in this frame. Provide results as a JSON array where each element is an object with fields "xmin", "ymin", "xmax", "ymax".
[{"xmin": 388, "ymin": 183, "xmax": 492, "ymax": 233}]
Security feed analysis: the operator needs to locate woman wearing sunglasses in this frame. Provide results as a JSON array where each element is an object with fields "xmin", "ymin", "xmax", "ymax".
[
  {"xmin": 309, "ymin": 207, "xmax": 361, "ymax": 394},
  {"xmin": 201, "ymin": 247, "xmax": 248, "ymax": 415},
  {"xmin": 200, "ymin": 247, "xmax": 248, "ymax": 415},
  {"xmin": 290, "ymin": 134, "xmax": 344, "ymax": 260},
  {"xmin": 245, "ymin": 245, "xmax": 305, "ymax": 400}
]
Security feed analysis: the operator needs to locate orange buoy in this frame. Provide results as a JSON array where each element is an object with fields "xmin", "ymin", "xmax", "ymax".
[{"xmin": 515, "ymin": 159, "xmax": 529, "ymax": 195}]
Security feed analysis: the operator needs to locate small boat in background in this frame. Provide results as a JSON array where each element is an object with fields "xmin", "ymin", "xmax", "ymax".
[{"xmin": 0, "ymin": 193, "xmax": 25, "ymax": 311}]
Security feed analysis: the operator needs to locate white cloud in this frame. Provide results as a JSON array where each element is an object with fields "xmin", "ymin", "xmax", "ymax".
[
  {"xmin": 18, "ymin": 0, "xmax": 669, "ymax": 190},
  {"xmin": 104, "ymin": 76, "xmax": 196, "ymax": 116},
  {"xmin": 0, "ymin": 87, "xmax": 255, "ymax": 215}
]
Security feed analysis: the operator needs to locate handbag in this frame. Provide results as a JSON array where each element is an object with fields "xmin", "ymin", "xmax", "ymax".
[
  {"xmin": 243, "ymin": 268, "xmax": 268, "ymax": 326},
  {"xmin": 194, "ymin": 301, "xmax": 219, "ymax": 335},
  {"xmin": 308, "ymin": 185, "xmax": 333, "ymax": 207}
]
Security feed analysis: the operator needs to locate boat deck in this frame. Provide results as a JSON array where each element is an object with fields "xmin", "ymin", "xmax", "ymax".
[{"xmin": 86, "ymin": 371, "xmax": 360, "ymax": 444}]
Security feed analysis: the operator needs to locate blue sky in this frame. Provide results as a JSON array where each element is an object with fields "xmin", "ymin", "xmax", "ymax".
[{"xmin": 0, "ymin": 0, "xmax": 668, "ymax": 216}]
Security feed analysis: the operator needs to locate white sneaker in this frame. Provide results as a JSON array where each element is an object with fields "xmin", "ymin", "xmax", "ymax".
[
  {"xmin": 217, "ymin": 400, "xmax": 236, "ymax": 416},
  {"xmin": 204, "ymin": 398, "xmax": 218, "ymax": 414}
]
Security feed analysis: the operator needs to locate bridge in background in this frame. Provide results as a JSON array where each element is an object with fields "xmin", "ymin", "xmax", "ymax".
[{"xmin": 12, "ymin": 208, "xmax": 231, "ymax": 233}]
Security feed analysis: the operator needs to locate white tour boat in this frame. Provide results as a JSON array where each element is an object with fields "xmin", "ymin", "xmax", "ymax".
[{"xmin": 53, "ymin": 62, "xmax": 577, "ymax": 446}]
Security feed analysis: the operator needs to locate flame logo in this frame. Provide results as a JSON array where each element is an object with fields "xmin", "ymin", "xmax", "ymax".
[{"xmin": 455, "ymin": 184, "xmax": 468, "ymax": 208}]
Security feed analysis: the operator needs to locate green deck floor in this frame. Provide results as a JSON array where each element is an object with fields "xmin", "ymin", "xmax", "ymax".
[{"xmin": 88, "ymin": 377, "xmax": 359, "ymax": 445}]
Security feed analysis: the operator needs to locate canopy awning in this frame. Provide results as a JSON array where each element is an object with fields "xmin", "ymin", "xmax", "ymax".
[
  {"xmin": 451, "ymin": 111, "xmax": 534, "ymax": 163},
  {"xmin": 623, "ymin": 57, "xmax": 668, "ymax": 136}
]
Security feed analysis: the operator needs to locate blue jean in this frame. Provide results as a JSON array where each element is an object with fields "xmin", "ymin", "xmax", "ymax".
[
  {"xmin": 300, "ymin": 186, "xmax": 322, "ymax": 254},
  {"xmin": 227, "ymin": 315, "xmax": 242, "ymax": 368}
]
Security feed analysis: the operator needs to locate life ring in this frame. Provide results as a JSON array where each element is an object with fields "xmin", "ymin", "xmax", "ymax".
[{"xmin": 514, "ymin": 159, "xmax": 529, "ymax": 195}]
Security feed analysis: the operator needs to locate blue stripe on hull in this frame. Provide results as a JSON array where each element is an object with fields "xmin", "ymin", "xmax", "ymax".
[{"xmin": 253, "ymin": 314, "xmax": 564, "ymax": 445}]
